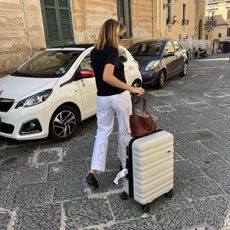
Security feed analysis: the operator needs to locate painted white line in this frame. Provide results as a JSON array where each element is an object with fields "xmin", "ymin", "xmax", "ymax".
[
  {"xmin": 204, "ymin": 92, "xmax": 230, "ymax": 98},
  {"xmin": 194, "ymin": 58, "xmax": 229, "ymax": 61},
  {"xmin": 191, "ymin": 74, "xmax": 197, "ymax": 78},
  {"xmin": 219, "ymin": 75, "xmax": 224, "ymax": 79}
]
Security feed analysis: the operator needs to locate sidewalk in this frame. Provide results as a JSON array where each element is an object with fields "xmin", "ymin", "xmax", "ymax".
[{"xmin": 0, "ymin": 54, "xmax": 230, "ymax": 229}]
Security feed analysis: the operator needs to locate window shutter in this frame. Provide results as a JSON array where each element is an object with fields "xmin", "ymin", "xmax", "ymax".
[
  {"xmin": 228, "ymin": 10, "xmax": 230, "ymax": 20},
  {"xmin": 41, "ymin": 0, "xmax": 73, "ymax": 47},
  {"xmin": 58, "ymin": 0, "xmax": 68, "ymax": 7},
  {"xmin": 227, "ymin": 28, "xmax": 230, "ymax": 37},
  {"xmin": 46, "ymin": 0, "xmax": 55, "ymax": 6},
  {"xmin": 44, "ymin": 8, "xmax": 59, "ymax": 44},
  {"xmin": 124, "ymin": 0, "xmax": 132, "ymax": 37},
  {"xmin": 59, "ymin": 9, "xmax": 73, "ymax": 41},
  {"xmin": 117, "ymin": 0, "xmax": 132, "ymax": 38}
]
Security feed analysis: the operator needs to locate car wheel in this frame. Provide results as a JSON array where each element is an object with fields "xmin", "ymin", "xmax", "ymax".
[
  {"xmin": 49, "ymin": 105, "xmax": 80, "ymax": 141},
  {"xmin": 157, "ymin": 71, "xmax": 166, "ymax": 89},
  {"xmin": 180, "ymin": 61, "xmax": 188, "ymax": 77},
  {"xmin": 131, "ymin": 80, "xmax": 142, "ymax": 104}
]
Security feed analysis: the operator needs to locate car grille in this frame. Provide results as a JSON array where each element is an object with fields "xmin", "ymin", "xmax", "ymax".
[
  {"xmin": 0, "ymin": 122, "xmax": 14, "ymax": 134},
  {"xmin": 0, "ymin": 98, "xmax": 14, "ymax": 112}
]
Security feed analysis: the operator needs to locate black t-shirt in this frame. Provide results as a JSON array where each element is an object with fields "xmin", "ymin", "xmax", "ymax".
[{"xmin": 91, "ymin": 44, "xmax": 126, "ymax": 96}]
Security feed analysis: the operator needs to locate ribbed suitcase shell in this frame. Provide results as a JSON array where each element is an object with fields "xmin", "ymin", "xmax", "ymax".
[{"xmin": 122, "ymin": 130, "xmax": 174, "ymax": 205}]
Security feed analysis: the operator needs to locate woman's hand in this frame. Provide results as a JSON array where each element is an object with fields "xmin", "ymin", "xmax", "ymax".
[{"xmin": 130, "ymin": 86, "xmax": 145, "ymax": 96}]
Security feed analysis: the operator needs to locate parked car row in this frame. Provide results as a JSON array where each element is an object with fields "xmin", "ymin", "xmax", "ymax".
[
  {"xmin": 0, "ymin": 39, "xmax": 188, "ymax": 141},
  {"xmin": 128, "ymin": 39, "xmax": 188, "ymax": 89},
  {"xmin": 0, "ymin": 44, "xmax": 142, "ymax": 141}
]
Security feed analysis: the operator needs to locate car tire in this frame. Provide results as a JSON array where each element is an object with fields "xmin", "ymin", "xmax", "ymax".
[
  {"xmin": 131, "ymin": 79, "xmax": 142, "ymax": 104},
  {"xmin": 157, "ymin": 71, "xmax": 166, "ymax": 89},
  {"xmin": 180, "ymin": 61, "xmax": 188, "ymax": 77},
  {"xmin": 49, "ymin": 105, "xmax": 80, "ymax": 141}
]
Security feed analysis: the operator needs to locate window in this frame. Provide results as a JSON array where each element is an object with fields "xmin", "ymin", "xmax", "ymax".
[
  {"xmin": 119, "ymin": 47, "xmax": 128, "ymax": 62},
  {"xmin": 218, "ymin": 33, "xmax": 222, "ymax": 38},
  {"xmin": 182, "ymin": 4, "xmax": 186, "ymax": 21},
  {"xmin": 41, "ymin": 0, "xmax": 74, "ymax": 47},
  {"xmin": 208, "ymin": 0, "xmax": 216, "ymax": 4},
  {"xmin": 14, "ymin": 50, "xmax": 82, "ymax": 78},
  {"xmin": 117, "ymin": 0, "xmax": 132, "ymax": 38},
  {"xmin": 128, "ymin": 42, "xmax": 163, "ymax": 56},
  {"xmin": 227, "ymin": 28, "xmax": 230, "ymax": 37},
  {"xmin": 80, "ymin": 55, "xmax": 93, "ymax": 71},
  {"xmin": 172, "ymin": 41, "xmax": 183, "ymax": 52},
  {"xmin": 228, "ymin": 10, "xmax": 230, "ymax": 20},
  {"xmin": 167, "ymin": 0, "xmax": 172, "ymax": 24},
  {"xmin": 208, "ymin": 11, "xmax": 215, "ymax": 21},
  {"xmin": 198, "ymin": 19, "xmax": 203, "ymax": 39},
  {"xmin": 164, "ymin": 41, "xmax": 174, "ymax": 55}
]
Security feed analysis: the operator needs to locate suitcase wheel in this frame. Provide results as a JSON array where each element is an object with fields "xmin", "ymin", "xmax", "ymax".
[
  {"xmin": 142, "ymin": 203, "xmax": 150, "ymax": 213},
  {"xmin": 120, "ymin": 191, "xmax": 128, "ymax": 200},
  {"xmin": 165, "ymin": 189, "xmax": 173, "ymax": 198}
]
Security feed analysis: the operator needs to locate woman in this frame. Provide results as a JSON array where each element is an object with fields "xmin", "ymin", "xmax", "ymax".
[{"xmin": 87, "ymin": 19, "xmax": 145, "ymax": 188}]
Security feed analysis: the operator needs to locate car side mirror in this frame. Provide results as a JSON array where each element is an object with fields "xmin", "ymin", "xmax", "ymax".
[
  {"xmin": 80, "ymin": 69, "xmax": 95, "ymax": 78},
  {"xmin": 163, "ymin": 52, "xmax": 175, "ymax": 58},
  {"xmin": 120, "ymin": 56, "xmax": 127, "ymax": 63}
]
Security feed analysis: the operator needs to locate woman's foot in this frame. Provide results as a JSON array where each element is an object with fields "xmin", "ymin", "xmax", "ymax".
[{"xmin": 86, "ymin": 172, "xmax": 99, "ymax": 188}]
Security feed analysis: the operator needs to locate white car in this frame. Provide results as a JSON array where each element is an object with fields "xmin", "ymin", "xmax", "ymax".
[{"xmin": 0, "ymin": 44, "xmax": 142, "ymax": 141}]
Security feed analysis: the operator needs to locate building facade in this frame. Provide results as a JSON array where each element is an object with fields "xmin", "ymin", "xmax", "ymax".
[
  {"xmin": 0, "ymin": 0, "xmax": 205, "ymax": 74},
  {"xmin": 204, "ymin": 0, "xmax": 230, "ymax": 53}
]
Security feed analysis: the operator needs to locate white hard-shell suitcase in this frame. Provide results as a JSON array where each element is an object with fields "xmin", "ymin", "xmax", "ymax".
[{"xmin": 120, "ymin": 130, "xmax": 174, "ymax": 212}]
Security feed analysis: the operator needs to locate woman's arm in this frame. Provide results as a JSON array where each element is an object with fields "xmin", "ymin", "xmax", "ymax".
[{"xmin": 103, "ymin": 64, "xmax": 145, "ymax": 96}]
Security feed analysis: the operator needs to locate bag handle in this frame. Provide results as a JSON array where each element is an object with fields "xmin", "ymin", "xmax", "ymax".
[{"xmin": 131, "ymin": 96, "xmax": 149, "ymax": 115}]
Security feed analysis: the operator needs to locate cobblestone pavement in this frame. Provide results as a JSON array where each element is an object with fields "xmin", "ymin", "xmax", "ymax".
[{"xmin": 0, "ymin": 54, "xmax": 230, "ymax": 230}]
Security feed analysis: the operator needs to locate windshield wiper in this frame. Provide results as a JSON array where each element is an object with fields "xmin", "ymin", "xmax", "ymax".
[{"xmin": 11, "ymin": 71, "xmax": 37, "ymax": 77}]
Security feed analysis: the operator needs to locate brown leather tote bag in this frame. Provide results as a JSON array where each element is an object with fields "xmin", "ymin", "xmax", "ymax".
[{"xmin": 130, "ymin": 96, "xmax": 157, "ymax": 137}]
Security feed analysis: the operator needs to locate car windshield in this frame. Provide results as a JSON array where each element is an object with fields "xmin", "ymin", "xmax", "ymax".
[
  {"xmin": 129, "ymin": 42, "xmax": 163, "ymax": 56},
  {"xmin": 12, "ymin": 50, "xmax": 83, "ymax": 78}
]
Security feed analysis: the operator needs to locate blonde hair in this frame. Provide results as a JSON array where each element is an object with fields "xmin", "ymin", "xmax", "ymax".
[{"xmin": 95, "ymin": 19, "xmax": 126, "ymax": 50}]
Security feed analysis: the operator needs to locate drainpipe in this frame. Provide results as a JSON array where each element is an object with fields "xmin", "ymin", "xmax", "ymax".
[
  {"xmin": 82, "ymin": 0, "xmax": 87, "ymax": 42},
  {"xmin": 20, "ymin": 0, "xmax": 33, "ymax": 56},
  {"xmin": 160, "ymin": 0, "xmax": 163, "ymax": 38},
  {"xmin": 152, "ymin": 0, "xmax": 154, "ymax": 38},
  {"xmin": 69, "ymin": 0, "xmax": 76, "ymax": 43}
]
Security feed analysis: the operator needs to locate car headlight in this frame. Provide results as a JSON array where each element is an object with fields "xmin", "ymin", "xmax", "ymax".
[
  {"xmin": 15, "ymin": 89, "xmax": 53, "ymax": 109},
  {"xmin": 145, "ymin": 60, "xmax": 159, "ymax": 71}
]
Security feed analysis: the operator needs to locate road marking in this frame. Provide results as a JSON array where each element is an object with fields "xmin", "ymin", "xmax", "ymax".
[
  {"xmin": 194, "ymin": 58, "xmax": 228, "ymax": 61},
  {"xmin": 191, "ymin": 74, "xmax": 197, "ymax": 78},
  {"xmin": 149, "ymin": 90, "xmax": 174, "ymax": 96},
  {"xmin": 219, "ymin": 75, "xmax": 224, "ymax": 79},
  {"xmin": 204, "ymin": 92, "xmax": 230, "ymax": 98}
]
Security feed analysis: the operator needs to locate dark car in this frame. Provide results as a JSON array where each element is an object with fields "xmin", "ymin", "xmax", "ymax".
[{"xmin": 128, "ymin": 39, "xmax": 188, "ymax": 89}]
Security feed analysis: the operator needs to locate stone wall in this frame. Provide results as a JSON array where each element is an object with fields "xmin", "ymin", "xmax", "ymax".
[
  {"xmin": 160, "ymin": 0, "xmax": 206, "ymax": 40},
  {"xmin": 0, "ymin": 0, "xmax": 206, "ymax": 74},
  {"xmin": 0, "ymin": 0, "xmax": 45, "ymax": 75},
  {"xmin": 72, "ymin": 0, "xmax": 117, "ymax": 44},
  {"xmin": 72, "ymin": 0, "xmax": 158, "ymax": 45},
  {"xmin": 132, "ymin": 0, "xmax": 153, "ymax": 41}
]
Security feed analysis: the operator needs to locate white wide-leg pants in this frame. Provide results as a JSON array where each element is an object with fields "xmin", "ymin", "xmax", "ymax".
[{"xmin": 90, "ymin": 91, "xmax": 132, "ymax": 172}]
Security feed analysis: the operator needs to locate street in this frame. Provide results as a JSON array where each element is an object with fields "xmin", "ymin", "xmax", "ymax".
[{"xmin": 0, "ymin": 54, "xmax": 230, "ymax": 230}]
